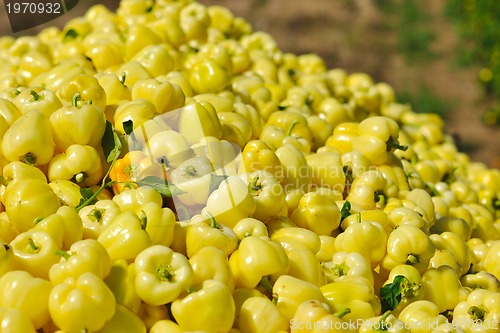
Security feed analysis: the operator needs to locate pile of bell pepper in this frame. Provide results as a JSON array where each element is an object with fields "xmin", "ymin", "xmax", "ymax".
[{"xmin": 0, "ymin": 0, "xmax": 499, "ymax": 332}]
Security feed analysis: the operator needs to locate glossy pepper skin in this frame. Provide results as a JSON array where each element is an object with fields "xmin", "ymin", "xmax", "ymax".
[
  {"xmin": 134, "ymin": 244, "xmax": 194, "ymax": 306},
  {"xmin": 48, "ymin": 144, "xmax": 103, "ymax": 187},
  {"xmin": 452, "ymin": 288, "xmax": 500, "ymax": 333},
  {"xmin": 0, "ymin": 307, "xmax": 37, "ymax": 333},
  {"xmin": 0, "ymin": 270, "xmax": 52, "ymax": 329},
  {"xmin": 49, "ymin": 239, "xmax": 111, "ymax": 285},
  {"xmin": 290, "ymin": 299, "xmax": 354, "ymax": 333},
  {"xmin": 2, "ymin": 109, "xmax": 54, "ymax": 165},
  {"xmin": 49, "ymin": 96, "xmax": 107, "ymax": 153},
  {"xmin": 131, "ymin": 78, "xmax": 185, "ymax": 115},
  {"xmin": 58, "ymin": 73, "xmax": 107, "ymax": 112},
  {"xmin": 97, "ymin": 211, "xmax": 152, "ymax": 263},
  {"xmin": 291, "ymin": 191, "xmax": 341, "ymax": 236},
  {"xmin": 243, "ymin": 170, "xmax": 286, "ymax": 222},
  {"xmin": 229, "ymin": 235, "xmax": 289, "ymax": 289},
  {"xmin": 238, "ymin": 296, "xmax": 289, "ymax": 333},
  {"xmin": 49, "ymin": 272, "xmax": 116, "ymax": 333},
  {"xmin": 171, "ymin": 279, "xmax": 236, "ymax": 333},
  {"xmin": 189, "ymin": 246, "xmax": 235, "ymax": 291}
]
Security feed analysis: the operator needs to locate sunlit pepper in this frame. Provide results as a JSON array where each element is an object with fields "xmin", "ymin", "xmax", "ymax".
[
  {"xmin": 429, "ymin": 231, "xmax": 473, "ymax": 277},
  {"xmin": 78, "ymin": 199, "xmax": 121, "ymax": 239},
  {"xmin": 335, "ymin": 220, "xmax": 387, "ymax": 269},
  {"xmin": 186, "ymin": 213, "xmax": 238, "ymax": 258},
  {"xmin": 382, "ymin": 225, "xmax": 435, "ymax": 274},
  {"xmin": 143, "ymin": 129, "xmax": 195, "ymax": 168},
  {"xmin": 204, "ymin": 175, "xmax": 256, "ymax": 228},
  {"xmin": 49, "ymin": 96, "xmax": 107, "ymax": 153},
  {"xmin": 49, "ymin": 272, "xmax": 116, "ymax": 333},
  {"xmin": 49, "ymin": 239, "xmax": 111, "ymax": 286},
  {"xmin": 97, "ymin": 211, "xmax": 152, "ymax": 263},
  {"xmin": 189, "ymin": 246, "xmax": 235, "ymax": 291},
  {"xmin": 14, "ymin": 88, "xmax": 62, "ymax": 118},
  {"xmin": 2, "ymin": 110, "xmax": 54, "ymax": 165},
  {"xmin": 32, "ymin": 205, "xmax": 83, "ymax": 251},
  {"xmin": 178, "ymin": 98, "xmax": 222, "ymax": 144},
  {"xmin": 219, "ymin": 111, "xmax": 253, "ymax": 148},
  {"xmin": 48, "ymin": 179, "xmax": 84, "ymax": 208},
  {"xmin": 275, "ymin": 143, "xmax": 311, "ymax": 192},
  {"xmin": 189, "ymin": 58, "xmax": 230, "ymax": 94},
  {"xmin": 346, "ymin": 170, "xmax": 399, "ymax": 210},
  {"xmin": 238, "ymin": 296, "xmax": 289, "ymax": 333},
  {"xmin": 58, "ymin": 74, "xmax": 107, "ymax": 112},
  {"xmin": 169, "ymin": 155, "xmax": 215, "ymax": 207},
  {"xmin": 291, "ymin": 191, "xmax": 341, "ymax": 236},
  {"xmin": 171, "ymin": 279, "xmax": 235, "ymax": 332},
  {"xmin": 0, "ymin": 270, "xmax": 52, "ymax": 330},
  {"xmin": 290, "ymin": 299, "xmax": 353, "ymax": 333},
  {"xmin": 0, "ymin": 307, "xmax": 37, "ymax": 333},
  {"xmin": 9, "ymin": 230, "xmax": 60, "ymax": 280},
  {"xmin": 3, "ymin": 178, "xmax": 61, "ymax": 232},
  {"xmin": 321, "ymin": 279, "xmax": 382, "ymax": 322},
  {"xmin": 398, "ymin": 301, "xmax": 448, "ymax": 333},
  {"xmin": 97, "ymin": 304, "xmax": 147, "ymax": 333},
  {"xmin": 452, "ymin": 288, "xmax": 500, "ymax": 333},
  {"xmin": 48, "ymin": 144, "xmax": 103, "ymax": 187},
  {"xmin": 286, "ymin": 248, "xmax": 326, "ymax": 286},
  {"xmin": 359, "ymin": 311, "xmax": 410, "ymax": 333},
  {"xmin": 270, "ymin": 226, "xmax": 321, "ymax": 254},
  {"xmin": 322, "ymin": 251, "xmax": 375, "ymax": 285},
  {"xmin": 134, "ymin": 244, "xmax": 194, "ymax": 305},
  {"xmin": 233, "ymin": 217, "xmax": 269, "ymax": 240},
  {"xmin": 229, "ymin": 235, "xmax": 289, "ymax": 289},
  {"xmin": 273, "ymin": 274, "xmax": 325, "ymax": 322},
  {"xmin": 131, "ymin": 78, "xmax": 185, "ymax": 115},
  {"xmin": 238, "ymin": 139, "xmax": 284, "ymax": 182}
]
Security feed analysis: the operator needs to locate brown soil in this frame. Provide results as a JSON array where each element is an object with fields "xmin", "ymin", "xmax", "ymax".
[{"xmin": 200, "ymin": 0, "xmax": 500, "ymax": 168}]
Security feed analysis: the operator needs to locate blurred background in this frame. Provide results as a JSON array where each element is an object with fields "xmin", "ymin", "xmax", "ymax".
[{"xmin": 1, "ymin": 0, "xmax": 499, "ymax": 167}]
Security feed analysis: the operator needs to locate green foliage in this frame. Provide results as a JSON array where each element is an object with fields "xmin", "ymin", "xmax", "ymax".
[{"xmin": 446, "ymin": 0, "xmax": 500, "ymax": 125}]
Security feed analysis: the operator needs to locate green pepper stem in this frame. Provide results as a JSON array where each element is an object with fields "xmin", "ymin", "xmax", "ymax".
[
  {"xmin": 376, "ymin": 310, "xmax": 392, "ymax": 331},
  {"xmin": 206, "ymin": 212, "xmax": 218, "ymax": 229},
  {"xmin": 119, "ymin": 72, "xmax": 127, "ymax": 85},
  {"xmin": 27, "ymin": 238, "xmax": 40, "ymax": 253},
  {"xmin": 87, "ymin": 208, "xmax": 104, "ymax": 223},
  {"xmin": 74, "ymin": 172, "xmax": 86, "ymax": 183},
  {"xmin": 334, "ymin": 308, "xmax": 351, "ymax": 318},
  {"xmin": 54, "ymin": 249, "xmax": 72, "ymax": 260},
  {"xmin": 139, "ymin": 210, "xmax": 148, "ymax": 230},
  {"xmin": 386, "ymin": 137, "xmax": 408, "ymax": 151},
  {"xmin": 468, "ymin": 304, "xmax": 487, "ymax": 321},
  {"xmin": 29, "ymin": 90, "xmax": 42, "ymax": 102},
  {"xmin": 285, "ymin": 119, "xmax": 299, "ymax": 136},
  {"xmin": 259, "ymin": 276, "xmax": 274, "ymax": 295},
  {"xmin": 72, "ymin": 92, "xmax": 81, "ymax": 107},
  {"xmin": 249, "ymin": 175, "xmax": 261, "ymax": 195},
  {"xmin": 21, "ymin": 152, "xmax": 37, "ymax": 165},
  {"xmin": 156, "ymin": 264, "xmax": 175, "ymax": 281}
]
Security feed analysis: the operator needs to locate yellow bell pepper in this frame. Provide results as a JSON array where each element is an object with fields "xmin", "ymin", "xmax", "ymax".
[
  {"xmin": 275, "ymin": 143, "xmax": 311, "ymax": 192},
  {"xmin": 189, "ymin": 246, "xmax": 235, "ymax": 291},
  {"xmin": 238, "ymin": 139, "xmax": 284, "ymax": 183},
  {"xmin": 48, "ymin": 179, "xmax": 85, "ymax": 208},
  {"xmin": 273, "ymin": 274, "xmax": 325, "ymax": 321},
  {"xmin": 452, "ymin": 288, "xmax": 500, "ymax": 333},
  {"xmin": 2, "ymin": 110, "xmax": 54, "ymax": 165},
  {"xmin": 421, "ymin": 265, "xmax": 469, "ymax": 313},
  {"xmin": 321, "ymin": 279, "xmax": 382, "ymax": 322},
  {"xmin": 335, "ymin": 220, "xmax": 388, "ymax": 269},
  {"xmin": 322, "ymin": 251, "xmax": 374, "ymax": 285},
  {"xmin": 219, "ymin": 111, "xmax": 253, "ymax": 148},
  {"xmin": 131, "ymin": 78, "xmax": 185, "ymax": 115},
  {"xmin": 241, "ymin": 170, "xmax": 286, "ymax": 222},
  {"xmin": 113, "ymin": 98, "xmax": 159, "ymax": 136},
  {"xmin": 460, "ymin": 271, "xmax": 500, "ymax": 292},
  {"xmin": 189, "ymin": 59, "xmax": 230, "ymax": 94},
  {"xmin": 78, "ymin": 199, "xmax": 121, "ymax": 239},
  {"xmin": 49, "ymin": 97, "xmax": 107, "ymax": 153},
  {"xmin": 306, "ymin": 150, "xmax": 346, "ymax": 193},
  {"xmin": 382, "ymin": 225, "xmax": 435, "ymax": 274},
  {"xmin": 397, "ymin": 300, "xmax": 448, "ymax": 333},
  {"xmin": 97, "ymin": 211, "xmax": 152, "ymax": 263},
  {"xmin": 270, "ymin": 226, "xmax": 321, "ymax": 254},
  {"xmin": 286, "ymin": 248, "xmax": 326, "ymax": 287},
  {"xmin": 142, "ymin": 129, "xmax": 195, "ymax": 168},
  {"xmin": 233, "ymin": 217, "xmax": 269, "ymax": 240},
  {"xmin": 14, "ymin": 88, "xmax": 62, "ymax": 117},
  {"xmin": 429, "ymin": 231, "xmax": 473, "ymax": 277},
  {"xmin": 178, "ymin": 98, "xmax": 222, "ymax": 144},
  {"xmin": 48, "ymin": 144, "xmax": 103, "ymax": 187},
  {"xmin": 291, "ymin": 191, "xmax": 341, "ymax": 236},
  {"xmin": 0, "ymin": 307, "xmax": 37, "ymax": 333},
  {"xmin": 0, "ymin": 270, "xmax": 52, "ymax": 329},
  {"xmin": 204, "ymin": 175, "xmax": 256, "ymax": 229},
  {"xmin": 379, "ymin": 264, "xmax": 424, "ymax": 317},
  {"xmin": 134, "ymin": 244, "xmax": 194, "ymax": 305},
  {"xmin": 9, "ymin": 230, "xmax": 60, "ymax": 280},
  {"xmin": 58, "ymin": 73, "xmax": 107, "ymax": 112},
  {"xmin": 229, "ymin": 235, "xmax": 289, "ymax": 289},
  {"xmin": 290, "ymin": 299, "xmax": 354, "ymax": 333},
  {"xmin": 49, "ymin": 238, "xmax": 111, "ymax": 285},
  {"xmin": 103, "ymin": 259, "xmax": 142, "ymax": 314},
  {"xmin": 238, "ymin": 296, "xmax": 289, "ymax": 333},
  {"xmin": 96, "ymin": 304, "xmax": 147, "ymax": 333},
  {"xmin": 32, "ymin": 205, "xmax": 83, "ymax": 250},
  {"xmin": 346, "ymin": 170, "xmax": 399, "ymax": 210},
  {"xmin": 186, "ymin": 213, "xmax": 238, "ymax": 258},
  {"xmin": 49, "ymin": 272, "xmax": 116, "ymax": 333},
  {"xmin": 171, "ymin": 279, "xmax": 235, "ymax": 333}
]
